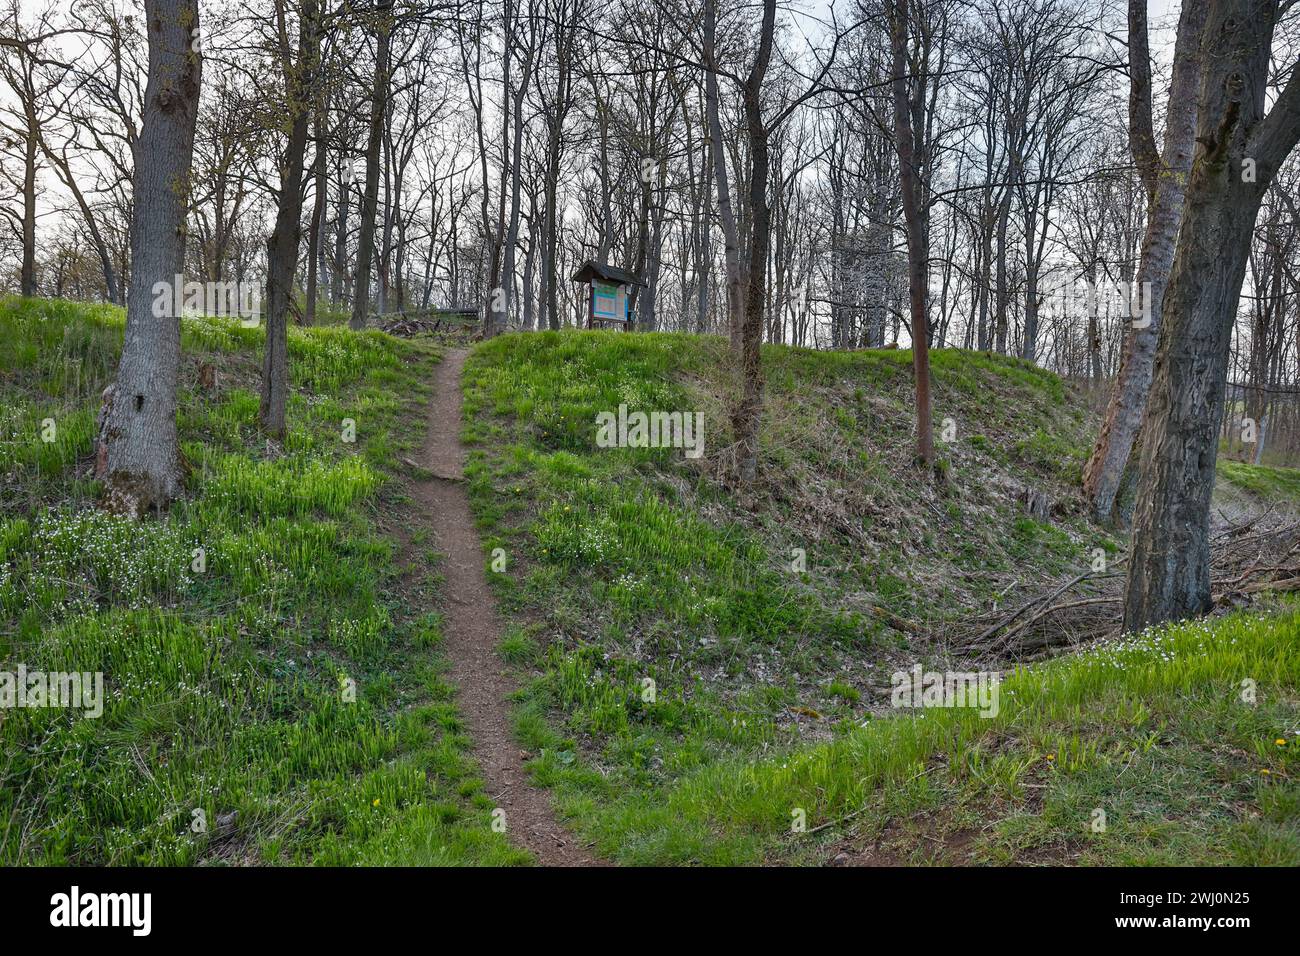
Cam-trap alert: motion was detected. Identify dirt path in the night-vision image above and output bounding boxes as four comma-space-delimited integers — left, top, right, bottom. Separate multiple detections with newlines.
413, 347, 603, 867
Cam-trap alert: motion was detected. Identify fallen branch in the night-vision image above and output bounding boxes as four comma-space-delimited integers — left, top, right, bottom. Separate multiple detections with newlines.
868, 604, 916, 634
1238, 574, 1300, 595
969, 569, 1119, 647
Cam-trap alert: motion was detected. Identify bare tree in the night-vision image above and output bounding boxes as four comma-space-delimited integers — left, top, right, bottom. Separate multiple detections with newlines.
349, 0, 394, 330
538, 0, 582, 330
260, 0, 322, 438
886, 0, 934, 470
703, 0, 743, 351
735, 0, 777, 483
0, 3, 68, 297
494, 0, 538, 335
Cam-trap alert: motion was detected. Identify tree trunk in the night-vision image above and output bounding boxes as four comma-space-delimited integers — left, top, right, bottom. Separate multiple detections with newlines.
332, 155, 348, 304
1021, 207, 1040, 362
349, 0, 392, 331
497, 31, 534, 336
1082, 0, 1207, 523
976, 196, 992, 350
627, 164, 652, 324
695, 100, 713, 334
1123, 0, 1300, 629
992, 173, 1013, 354
889, 0, 934, 471
260, 0, 318, 440
592, 73, 613, 261
377, 130, 392, 316
641, 208, 663, 332
729, 0, 775, 487
521, 206, 537, 330
20, 119, 36, 296
543, 130, 562, 330
704, 0, 743, 353
102, 0, 201, 514
305, 105, 327, 325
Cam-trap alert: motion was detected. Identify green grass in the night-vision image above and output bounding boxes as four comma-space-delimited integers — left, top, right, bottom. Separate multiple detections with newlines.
1218, 459, 1300, 503
9, 307, 1295, 868
546, 606, 1300, 865
0, 296, 526, 866
461, 329, 1299, 866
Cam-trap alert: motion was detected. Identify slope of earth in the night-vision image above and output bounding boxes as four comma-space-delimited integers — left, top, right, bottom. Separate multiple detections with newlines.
587, 606, 1300, 866
1218, 459, 1300, 515
0, 297, 526, 865
461, 329, 1300, 865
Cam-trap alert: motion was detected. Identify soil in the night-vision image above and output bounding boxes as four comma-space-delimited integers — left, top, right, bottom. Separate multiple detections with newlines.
411, 347, 604, 867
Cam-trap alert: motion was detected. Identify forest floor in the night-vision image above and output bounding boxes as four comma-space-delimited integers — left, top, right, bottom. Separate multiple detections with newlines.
460, 329, 1300, 865
0, 298, 528, 865
1, 300, 1296, 866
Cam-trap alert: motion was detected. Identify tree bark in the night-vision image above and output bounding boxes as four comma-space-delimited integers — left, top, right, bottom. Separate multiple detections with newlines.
20, 112, 36, 296
888, 0, 934, 471
696, 127, 713, 335
305, 103, 327, 325
1126, 0, 1160, 205
1124, 0, 1300, 629
729, 0, 775, 487
704, 0, 743, 353
1082, 0, 1207, 523
260, 0, 318, 440
1086, 261, 1101, 383
992, 157, 1014, 354
349, 0, 393, 331
332, 153, 348, 304
102, 0, 201, 513
496, 13, 535, 336
542, 128, 563, 329
540, 0, 575, 331
521, 199, 537, 330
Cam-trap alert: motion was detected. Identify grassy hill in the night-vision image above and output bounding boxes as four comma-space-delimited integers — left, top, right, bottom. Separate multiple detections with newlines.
1, 304, 1295, 866
0, 297, 524, 865
1218, 458, 1300, 505
462, 330, 1300, 865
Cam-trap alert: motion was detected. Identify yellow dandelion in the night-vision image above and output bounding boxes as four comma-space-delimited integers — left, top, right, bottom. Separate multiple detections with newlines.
1276, 739, 1287, 747
372, 798, 380, 807
1260, 769, 1271, 775
1045, 754, 1055, 762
